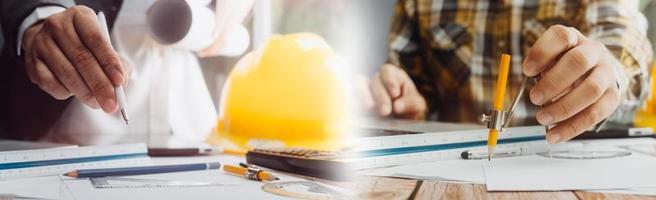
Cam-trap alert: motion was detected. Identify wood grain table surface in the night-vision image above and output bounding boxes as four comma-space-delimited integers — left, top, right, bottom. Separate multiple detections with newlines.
354, 176, 656, 200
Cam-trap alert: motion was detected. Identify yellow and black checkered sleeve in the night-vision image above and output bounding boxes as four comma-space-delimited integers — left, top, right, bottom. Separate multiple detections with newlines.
387, 0, 439, 119
582, 0, 654, 124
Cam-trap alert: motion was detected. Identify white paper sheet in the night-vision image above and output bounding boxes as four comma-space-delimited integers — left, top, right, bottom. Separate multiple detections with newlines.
358, 143, 585, 184
63, 154, 351, 200
0, 176, 72, 199
484, 146, 656, 191
63, 170, 291, 200
361, 159, 486, 184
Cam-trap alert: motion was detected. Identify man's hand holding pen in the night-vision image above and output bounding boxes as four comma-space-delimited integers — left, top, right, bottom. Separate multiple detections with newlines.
21, 6, 131, 114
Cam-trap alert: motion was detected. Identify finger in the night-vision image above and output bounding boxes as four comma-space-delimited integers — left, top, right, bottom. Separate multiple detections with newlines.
536, 64, 613, 125
393, 92, 426, 120
523, 25, 583, 76
24, 53, 40, 85
370, 73, 393, 116
22, 23, 43, 50
72, 6, 126, 86
530, 40, 602, 105
37, 36, 105, 111
29, 56, 78, 101
551, 79, 578, 103
44, 13, 116, 112
119, 55, 133, 86
399, 65, 420, 96
380, 64, 403, 98
546, 87, 620, 143
394, 69, 425, 119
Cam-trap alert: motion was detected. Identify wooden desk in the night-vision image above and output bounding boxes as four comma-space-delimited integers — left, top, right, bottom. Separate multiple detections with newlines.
355, 120, 656, 199
356, 176, 656, 200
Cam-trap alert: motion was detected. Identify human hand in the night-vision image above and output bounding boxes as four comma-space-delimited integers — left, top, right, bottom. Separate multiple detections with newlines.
368, 64, 427, 120
22, 6, 129, 113
523, 25, 621, 143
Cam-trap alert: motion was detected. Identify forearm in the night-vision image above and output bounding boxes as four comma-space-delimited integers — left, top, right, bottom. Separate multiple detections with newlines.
605, 51, 651, 125
385, 0, 436, 119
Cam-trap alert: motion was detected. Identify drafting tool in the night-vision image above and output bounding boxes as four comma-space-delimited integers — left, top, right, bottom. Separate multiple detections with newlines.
97, 12, 129, 125
480, 54, 511, 161
261, 181, 347, 199
479, 54, 551, 161
245, 147, 348, 181
223, 164, 279, 181
0, 140, 74, 151
351, 126, 548, 169
64, 162, 221, 178
0, 143, 148, 180
89, 177, 237, 189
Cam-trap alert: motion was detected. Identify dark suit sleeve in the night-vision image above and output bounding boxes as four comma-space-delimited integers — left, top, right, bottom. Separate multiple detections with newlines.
0, 0, 74, 57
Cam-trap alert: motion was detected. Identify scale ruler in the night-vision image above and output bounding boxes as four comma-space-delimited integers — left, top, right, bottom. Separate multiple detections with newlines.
350, 126, 547, 169
0, 143, 149, 180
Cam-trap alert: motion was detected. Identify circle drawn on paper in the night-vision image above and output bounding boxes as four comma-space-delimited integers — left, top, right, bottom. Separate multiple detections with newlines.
261, 181, 346, 200
537, 150, 631, 159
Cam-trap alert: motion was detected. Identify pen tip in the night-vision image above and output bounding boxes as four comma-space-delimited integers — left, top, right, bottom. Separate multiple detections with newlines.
120, 109, 129, 125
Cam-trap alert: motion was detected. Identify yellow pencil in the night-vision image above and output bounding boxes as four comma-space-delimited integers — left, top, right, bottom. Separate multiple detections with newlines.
223, 164, 279, 181
488, 54, 511, 161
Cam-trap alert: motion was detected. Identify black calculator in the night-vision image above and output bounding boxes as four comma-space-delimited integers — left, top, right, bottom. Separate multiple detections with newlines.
245, 147, 350, 181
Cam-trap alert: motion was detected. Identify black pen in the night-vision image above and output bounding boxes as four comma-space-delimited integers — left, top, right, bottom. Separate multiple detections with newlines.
147, 147, 223, 157
461, 149, 521, 159
573, 127, 654, 140
460, 144, 546, 160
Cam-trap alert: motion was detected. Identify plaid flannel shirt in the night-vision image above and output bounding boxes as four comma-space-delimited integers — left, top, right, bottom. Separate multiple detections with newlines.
387, 0, 653, 127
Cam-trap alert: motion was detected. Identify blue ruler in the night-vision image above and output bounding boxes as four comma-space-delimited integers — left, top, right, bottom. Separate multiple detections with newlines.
0, 143, 149, 180
350, 126, 547, 169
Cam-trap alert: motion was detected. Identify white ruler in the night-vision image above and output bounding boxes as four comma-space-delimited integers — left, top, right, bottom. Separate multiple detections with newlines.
349, 126, 547, 169
0, 143, 149, 180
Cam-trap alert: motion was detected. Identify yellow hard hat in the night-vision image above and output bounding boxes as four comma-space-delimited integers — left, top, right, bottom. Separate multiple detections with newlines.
208, 33, 352, 152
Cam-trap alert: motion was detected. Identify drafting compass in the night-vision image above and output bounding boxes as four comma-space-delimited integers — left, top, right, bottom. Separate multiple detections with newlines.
480, 54, 550, 160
